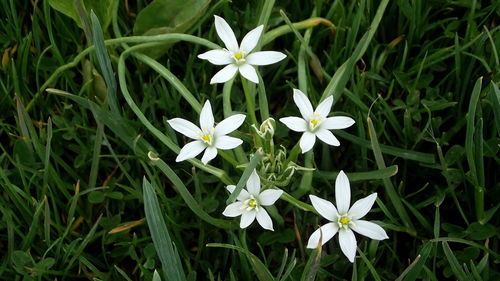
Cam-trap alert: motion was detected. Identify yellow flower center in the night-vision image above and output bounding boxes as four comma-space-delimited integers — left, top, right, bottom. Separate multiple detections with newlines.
309, 114, 323, 130
234, 52, 243, 60
310, 119, 319, 127
202, 134, 211, 143
242, 195, 259, 211
340, 217, 350, 225
337, 215, 353, 229
248, 199, 257, 208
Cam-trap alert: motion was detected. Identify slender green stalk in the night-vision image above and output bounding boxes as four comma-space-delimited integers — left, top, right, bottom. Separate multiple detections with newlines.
149, 158, 236, 229
241, 77, 259, 125
367, 116, 416, 235
26, 33, 220, 112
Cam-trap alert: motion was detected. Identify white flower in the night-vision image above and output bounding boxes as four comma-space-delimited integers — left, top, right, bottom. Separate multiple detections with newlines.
306, 171, 389, 263
222, 170, 283, 230
198, 15, 286, 84
167, 100, 245, 165
279, 89, 355, 153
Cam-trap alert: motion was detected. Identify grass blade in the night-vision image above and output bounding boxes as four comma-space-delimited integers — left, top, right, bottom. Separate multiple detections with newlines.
207, 243, 275, 281
143, 177, 186, 281
442, 242, 468, 281
226, 150, 264, 204
90, 10, 119, 115
367, 116, 415, 235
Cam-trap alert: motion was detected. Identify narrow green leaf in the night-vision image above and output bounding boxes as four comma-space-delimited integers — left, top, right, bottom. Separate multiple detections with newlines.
314, 166, 398, 182
465, 77, 484, 221
143, 178, 186, 281
398, 242, 433, 281
206, 243, 274, 281
90, 10, 119, 115
367, 117, 415, 235
150, 157, 236, 229
357, 248, 382, 281
335, 130, 435, 163
321, 0, 389, 102
431, 237, 500, 259
301, 247, 321, 281
442, 242, 468, 281
226, 150, 264, 204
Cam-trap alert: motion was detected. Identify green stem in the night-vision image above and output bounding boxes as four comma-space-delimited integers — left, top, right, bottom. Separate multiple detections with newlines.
241, 77, 259, 125
27, 33, 220, 112
117, 44, 234, 182
284, 142, 301, 166
222, 77, 234, 117
151, 158, 237, 229
280, 192, 317, 214
222, 77, 247, 163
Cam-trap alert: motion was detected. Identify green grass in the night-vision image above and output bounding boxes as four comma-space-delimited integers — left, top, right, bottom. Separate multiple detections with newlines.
1, 0, 499, 280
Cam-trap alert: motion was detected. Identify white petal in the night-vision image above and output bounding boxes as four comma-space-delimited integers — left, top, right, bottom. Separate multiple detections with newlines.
256, 208, 273, 231
167, 118, 201, 139
210, 64, 238, 84
316, 129, 340, 146
238, 64, 259, 83
215, 136, 243, 150
292, 89, 313, 119
335, 170, 351, 214
315, 96, 333, 118
222, 202, 244, 217
321, 116, 355, 130
214, 114, 246, 136
339, 228, 357, 263
198, 49, 232, 65
246, 51, 287, 66
176, 141, 206, 162
240, 211, 256, 228
246, 170, 261, 195
226, 185, 250, 201
299, 131, 316, 153
306, 222, 339, 248
348, 193, 377, 220
279, 117, 307, 132
214, 15, 239, 52
201, 146, 218, 164
351, 220, 389, 240
309, 195, 338, 221
259, 189, 283, 206
200, 100, 214, 130
239, 25, 263, 54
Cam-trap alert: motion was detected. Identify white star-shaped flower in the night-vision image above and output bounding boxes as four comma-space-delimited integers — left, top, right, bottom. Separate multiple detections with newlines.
167, 100, 245, 165
306, 171, 389, 263
223, 170, 283, 230
198, 15, 287, 84
279, 89, 355, 153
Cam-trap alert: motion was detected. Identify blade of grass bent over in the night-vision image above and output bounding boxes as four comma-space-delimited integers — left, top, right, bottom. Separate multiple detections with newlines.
367, 116, 415, 235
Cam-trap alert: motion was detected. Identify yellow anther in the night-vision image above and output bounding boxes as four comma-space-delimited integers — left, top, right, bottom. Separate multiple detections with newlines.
310, 119, 319, 127
202, 134, 211, 143
248, 199, 257, 208
340, 217, 350, 225
234, 52, 243, 60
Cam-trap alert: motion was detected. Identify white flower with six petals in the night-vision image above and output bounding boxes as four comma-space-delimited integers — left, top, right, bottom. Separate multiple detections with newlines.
279, 89, 355, 153
198, 15, 287, 84
306, 171, 389, 262
167, 100, 245, 165
223, 170, 283, 230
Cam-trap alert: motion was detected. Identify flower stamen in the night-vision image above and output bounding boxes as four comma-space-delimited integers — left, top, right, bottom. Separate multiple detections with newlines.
233, 51, 246, 65
234, 52, 243, 60
242, 195, 259, 211
337, 215, 352, 229
308, 113, 324, 131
